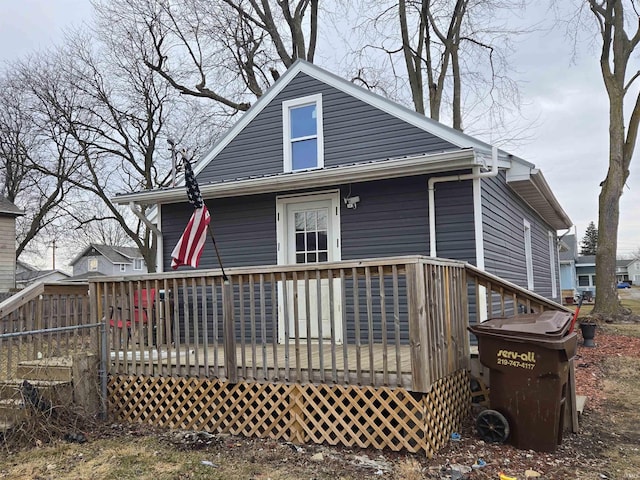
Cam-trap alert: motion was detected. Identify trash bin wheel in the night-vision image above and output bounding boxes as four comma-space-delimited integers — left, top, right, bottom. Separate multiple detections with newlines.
476, 409, 510, 443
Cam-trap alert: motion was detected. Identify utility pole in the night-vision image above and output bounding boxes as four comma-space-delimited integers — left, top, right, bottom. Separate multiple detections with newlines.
52, 239, 56, 270
167, 138, 177, 187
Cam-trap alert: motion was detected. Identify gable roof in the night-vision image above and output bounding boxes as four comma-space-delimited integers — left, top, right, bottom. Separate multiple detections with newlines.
559, 234, 577, 262
69, 244, 141, 266
616, 258, 634, 268
112, 60, 571, 229
16, 269, 70, 283
576, 255, 596, 266
16, 260, 36, 272
190, 60, 509, 180
0, 197, 24, 217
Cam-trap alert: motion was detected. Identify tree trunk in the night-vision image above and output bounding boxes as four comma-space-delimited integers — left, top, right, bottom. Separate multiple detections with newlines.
593, 88, 625, 314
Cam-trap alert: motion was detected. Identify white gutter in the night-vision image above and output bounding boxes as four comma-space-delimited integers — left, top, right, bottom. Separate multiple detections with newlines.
428, 146, 499, 258
112, 149, 478, 205
129, 202, 163, 273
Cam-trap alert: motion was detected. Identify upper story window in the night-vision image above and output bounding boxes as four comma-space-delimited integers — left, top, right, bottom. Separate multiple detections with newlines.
88, 258, 98, 272
283, 94, 324, 172
134, 258, 144, 271
119, 264, 126, 273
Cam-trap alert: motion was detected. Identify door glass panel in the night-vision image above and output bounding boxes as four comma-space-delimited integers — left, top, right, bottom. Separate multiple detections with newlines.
307, 232, 317, 250
317, 210, 327, 230
293, 207, 329, 264
306, 211, 316, 230
318, 232, 327, 250
296, 232, 305, 251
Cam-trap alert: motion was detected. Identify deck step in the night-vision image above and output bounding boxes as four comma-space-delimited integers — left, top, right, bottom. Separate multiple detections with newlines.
0, 379, 73, 404
16, 357, 73, 382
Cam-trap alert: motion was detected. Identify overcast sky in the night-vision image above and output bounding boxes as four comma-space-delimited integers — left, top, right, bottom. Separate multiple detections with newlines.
1, 1, 638, 268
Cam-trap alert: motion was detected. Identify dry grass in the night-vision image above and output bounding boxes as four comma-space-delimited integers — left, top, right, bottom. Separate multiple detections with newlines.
0, 428, 385, 480
601, 354, 640, 479
619, 288, 640, 312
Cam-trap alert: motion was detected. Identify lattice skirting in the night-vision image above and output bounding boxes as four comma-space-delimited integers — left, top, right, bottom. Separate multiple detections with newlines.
107, 370, 470, 456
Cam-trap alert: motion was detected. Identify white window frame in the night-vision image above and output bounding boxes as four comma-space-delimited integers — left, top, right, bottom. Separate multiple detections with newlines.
276, 190, 341, 266
548, 231, 557, 298
134, 258, 144, 271
88, 258, 98, 272
119, 264, 126, 273
282, 94, 324, 173
578, 275, 591, 287
524, 220, 534, 290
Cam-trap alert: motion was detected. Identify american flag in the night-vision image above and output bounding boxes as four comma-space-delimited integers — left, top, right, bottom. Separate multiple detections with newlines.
170, 157, 211, 269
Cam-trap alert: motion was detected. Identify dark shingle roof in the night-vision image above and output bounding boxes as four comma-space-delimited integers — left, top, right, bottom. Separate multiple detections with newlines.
69, 244, 142, 266
0, 197, 24, 216
15, 270, 70, 283
576, 255, 596, 265
559, 234, 577, 262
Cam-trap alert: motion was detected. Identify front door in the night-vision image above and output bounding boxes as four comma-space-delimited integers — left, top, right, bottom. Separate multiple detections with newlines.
276, 192, 342, 343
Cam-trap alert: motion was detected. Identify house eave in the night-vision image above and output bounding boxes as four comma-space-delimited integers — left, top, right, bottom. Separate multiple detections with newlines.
113, 149, 480, 205
506, 167, 572, 230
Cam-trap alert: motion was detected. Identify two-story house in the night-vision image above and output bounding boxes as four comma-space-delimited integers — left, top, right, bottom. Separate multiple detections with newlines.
69, 244, 147, 279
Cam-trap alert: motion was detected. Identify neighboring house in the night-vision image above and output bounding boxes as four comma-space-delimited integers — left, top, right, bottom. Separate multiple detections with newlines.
627, 258, 640, 284
69, 244, 147, 278
0, 198, 24, 293
113, 60, 571, 311
558, 234, 578, 301
14, 261, 70, 289
615, 258, 633, 283
575, 255, 596, 296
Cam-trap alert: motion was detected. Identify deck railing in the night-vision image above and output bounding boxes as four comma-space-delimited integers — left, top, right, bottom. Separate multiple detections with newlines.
465, 264, 572, 319
91, 255, 569, 394
0, 282, 96, 379
91, 256, 472, 393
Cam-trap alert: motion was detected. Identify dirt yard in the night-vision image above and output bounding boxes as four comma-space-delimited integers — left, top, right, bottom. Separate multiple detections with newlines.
0, 292, 639, 480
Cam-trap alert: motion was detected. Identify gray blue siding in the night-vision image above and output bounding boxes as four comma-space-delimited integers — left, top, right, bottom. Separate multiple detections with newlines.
481, 172, 560, 302
161, 175, 476, 344
162, 175, 475, 270
161, 193, 278, 270
197, 73, 458, 184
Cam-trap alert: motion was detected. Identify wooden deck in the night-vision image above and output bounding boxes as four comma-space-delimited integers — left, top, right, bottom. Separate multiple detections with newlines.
111, 343, 414, 388
0, 256, 572, 456
97, 256, 570, 393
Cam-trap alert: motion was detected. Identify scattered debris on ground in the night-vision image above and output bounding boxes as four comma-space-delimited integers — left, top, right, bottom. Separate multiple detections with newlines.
0, 326, 637, 479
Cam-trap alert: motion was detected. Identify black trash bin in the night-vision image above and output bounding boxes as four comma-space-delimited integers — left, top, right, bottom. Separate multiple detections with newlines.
468, 310, 577, 453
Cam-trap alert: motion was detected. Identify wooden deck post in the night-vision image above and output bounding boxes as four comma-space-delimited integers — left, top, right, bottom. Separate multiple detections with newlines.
407, 262, 431, 392
222, 279, 237, 383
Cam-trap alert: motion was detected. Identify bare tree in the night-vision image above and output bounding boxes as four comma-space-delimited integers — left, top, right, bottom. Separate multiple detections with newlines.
0, 78, 77, 259
12, 25, 208, 272
585, 0, 640, 315
352, 0, 525, 134
93, 0, 319, 112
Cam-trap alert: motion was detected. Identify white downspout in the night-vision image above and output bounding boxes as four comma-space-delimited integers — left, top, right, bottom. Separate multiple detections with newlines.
428, 146, 499, 257
129, 202, 164, 273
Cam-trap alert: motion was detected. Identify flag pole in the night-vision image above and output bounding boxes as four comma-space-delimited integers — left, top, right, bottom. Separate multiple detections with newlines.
178, 148, 228, 281
205, 220, 228, 282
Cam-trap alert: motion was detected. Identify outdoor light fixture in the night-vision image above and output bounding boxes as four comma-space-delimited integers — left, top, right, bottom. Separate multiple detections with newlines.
344, 196, 360, 209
